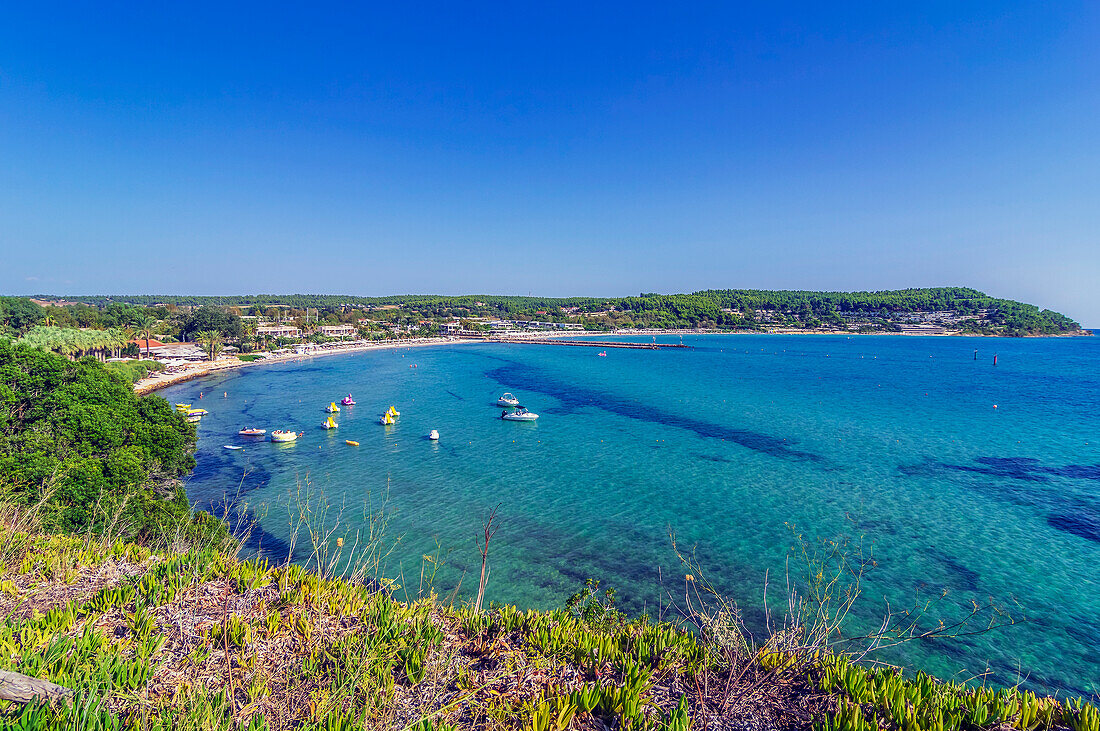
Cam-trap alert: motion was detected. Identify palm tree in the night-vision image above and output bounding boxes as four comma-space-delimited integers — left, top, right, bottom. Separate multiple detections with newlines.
57, 330, 79, 360
107, 327, 129, 358
196, 330, 212, 361
196, 330, 224, 362
210, 331, 224, 361
136, 316, 156, 358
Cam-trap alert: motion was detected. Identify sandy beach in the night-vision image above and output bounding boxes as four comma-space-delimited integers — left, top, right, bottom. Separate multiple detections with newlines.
133, 337, 477, 395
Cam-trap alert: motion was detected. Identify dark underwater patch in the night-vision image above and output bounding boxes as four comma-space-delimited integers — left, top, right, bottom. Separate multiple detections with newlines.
912, 456, 1100, 483
900, 456, 1100, 546
923, 548, 980, 592
241, 517, 292, 561
486, 363, 824, 463
1051, 464, 1100, 480
943, 458, 1050, 482
1047, 512, 1100, 544
1063, 614, 1100, 648
187, 458, 273, 504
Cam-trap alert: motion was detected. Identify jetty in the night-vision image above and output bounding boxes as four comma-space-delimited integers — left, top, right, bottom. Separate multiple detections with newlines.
494, 338, 689, 350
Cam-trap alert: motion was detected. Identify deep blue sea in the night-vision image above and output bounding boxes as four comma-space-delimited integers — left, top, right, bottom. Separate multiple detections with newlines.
161, 335, 1100, 697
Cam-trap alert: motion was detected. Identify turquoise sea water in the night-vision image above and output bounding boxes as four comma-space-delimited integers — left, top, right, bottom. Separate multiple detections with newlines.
162, 335, 1100, 696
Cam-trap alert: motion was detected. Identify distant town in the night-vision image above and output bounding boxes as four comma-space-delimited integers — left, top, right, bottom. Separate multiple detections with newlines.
0, 287, 1087, 380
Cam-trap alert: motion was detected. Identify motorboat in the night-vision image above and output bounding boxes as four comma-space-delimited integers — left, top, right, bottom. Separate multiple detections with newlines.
598, 351, 607, 357
238, 428, 266, 436
345, 440, 359, 446
271, 430, 302, 443
321, 416, 338, 430
501, 408, 539, 421
186, 408, 209, 416
186, 415, 202, 424
428, 429, 440, 441
326, 402, 340, 413
175, 403, 191, 411
386, 406, 400, 417
223, 445, 243, 451
496, 393, 521, 407
341, 394, 356, 406
379, 412, 395, 426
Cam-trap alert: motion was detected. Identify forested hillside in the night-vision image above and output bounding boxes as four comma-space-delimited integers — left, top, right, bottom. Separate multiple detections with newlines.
40, 288, 1082, 335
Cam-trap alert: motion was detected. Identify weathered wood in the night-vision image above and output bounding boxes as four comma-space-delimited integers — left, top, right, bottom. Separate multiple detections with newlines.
0, 670, 74, 703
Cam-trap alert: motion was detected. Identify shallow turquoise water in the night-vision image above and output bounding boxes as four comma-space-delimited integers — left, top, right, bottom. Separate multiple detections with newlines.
162, 335, 1100, 696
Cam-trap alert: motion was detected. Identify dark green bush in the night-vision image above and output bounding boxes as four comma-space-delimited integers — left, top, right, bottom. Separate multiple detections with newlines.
0, 340, 198, 540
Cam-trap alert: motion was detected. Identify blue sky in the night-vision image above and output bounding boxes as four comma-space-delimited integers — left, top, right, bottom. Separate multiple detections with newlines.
1, 2, 1097, 323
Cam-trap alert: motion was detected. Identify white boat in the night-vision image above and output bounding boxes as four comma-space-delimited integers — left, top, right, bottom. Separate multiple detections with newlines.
223, 445, 243, 451
271, 430, 301, 443
428, 429, 440, 440
238, 428, 266, 436
326, 402, 340, 413
501, 408, 539, 421
321, 416, 338, 430
496, 392, 521, 407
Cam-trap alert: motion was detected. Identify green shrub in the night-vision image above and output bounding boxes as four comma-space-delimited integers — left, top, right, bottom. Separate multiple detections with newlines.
0, 341, 198, 541
104, 360, 165, 385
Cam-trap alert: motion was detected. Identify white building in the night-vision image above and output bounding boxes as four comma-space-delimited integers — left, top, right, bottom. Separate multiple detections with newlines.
500, 320, 584, 331
319, 324, 356, 338
257, 325, 301, 338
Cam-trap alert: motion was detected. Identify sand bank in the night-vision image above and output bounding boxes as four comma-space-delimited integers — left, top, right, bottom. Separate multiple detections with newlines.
133, 338, 476, 395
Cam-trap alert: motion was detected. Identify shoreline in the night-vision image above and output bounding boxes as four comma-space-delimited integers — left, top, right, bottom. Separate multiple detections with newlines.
134, 327, 1092, 395
132, 337, 478, 395
610, 327, 1094, 337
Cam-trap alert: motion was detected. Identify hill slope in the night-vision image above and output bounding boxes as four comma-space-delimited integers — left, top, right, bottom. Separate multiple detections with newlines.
0, 528, 1095, 731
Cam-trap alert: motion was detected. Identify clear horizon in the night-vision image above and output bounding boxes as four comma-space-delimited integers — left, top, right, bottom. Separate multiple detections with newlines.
2, 3, 1098, 323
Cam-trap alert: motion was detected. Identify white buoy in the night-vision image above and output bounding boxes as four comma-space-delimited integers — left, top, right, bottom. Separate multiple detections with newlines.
429, 429, 440, 441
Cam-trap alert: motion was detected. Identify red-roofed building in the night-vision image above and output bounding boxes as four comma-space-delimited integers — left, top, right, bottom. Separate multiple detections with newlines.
131, 338, 164, 349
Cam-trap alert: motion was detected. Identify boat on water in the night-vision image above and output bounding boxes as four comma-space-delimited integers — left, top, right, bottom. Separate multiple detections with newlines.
428, 429, 440, 441
321, 416, 338, 430
496, 392, 521, 407
175, 403, 191, 411
341, 394, 356, 406
386, 406, 400, 417
187, 408, 209, 416
501, 408, 539, 421
271, 430, 302, 443
379, 412, 395, 425
186, 415, 202, 424
598, 351, 607, 357
326, 402, 340, 413
223, 445, 243, 451
345, 440, 359, 446
238, 428, 266, 436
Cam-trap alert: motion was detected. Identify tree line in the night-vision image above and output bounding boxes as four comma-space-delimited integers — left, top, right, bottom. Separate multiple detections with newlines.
7, 288, 1084, 337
